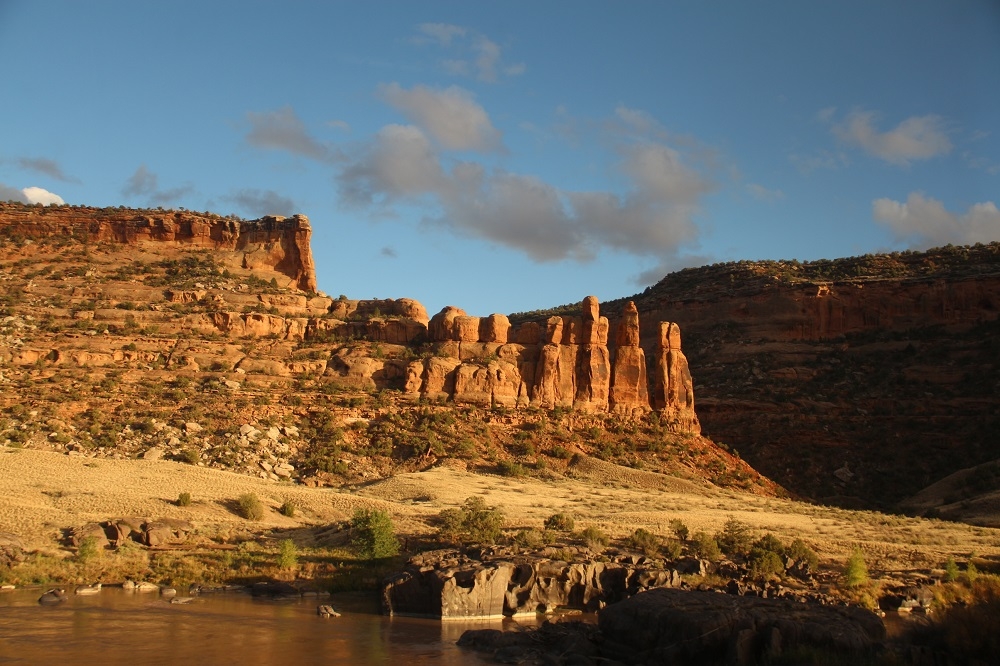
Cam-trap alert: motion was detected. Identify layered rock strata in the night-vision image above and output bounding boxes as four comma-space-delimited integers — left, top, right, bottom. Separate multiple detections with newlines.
405, 297, 699, 430
381, 548, 700, 619
0, 203, 317, 291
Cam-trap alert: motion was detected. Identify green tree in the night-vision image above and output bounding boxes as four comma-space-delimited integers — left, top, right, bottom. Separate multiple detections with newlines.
843, 549, 869, 588
276, 539, 298, 569
350, 508, 399, 559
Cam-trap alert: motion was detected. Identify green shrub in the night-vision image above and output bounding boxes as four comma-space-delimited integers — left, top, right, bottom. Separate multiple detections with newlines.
843, 549, 869, 588
77, 536, 101, 563
581, 525, 609, 550
350, 508, 399, 559
497, 460, 525, 477
967, 561, 979, 583
437, 496, 505, 545
276, 539, 298, 569
279, 501, 297, 518
669, 518, 689, 542
785, 538, 819, 571
544, 513, 575, 532
692, 531, 722, 561
628, 528, 660, 557
716, 517, 754, 557
180, 448, 200, 465
663, 539, 683, 560
513, 528, 544, 549
944, 556, 960, 583
177, 492, 192, 507
748, 547, 785, 581
237, 493, 265, 521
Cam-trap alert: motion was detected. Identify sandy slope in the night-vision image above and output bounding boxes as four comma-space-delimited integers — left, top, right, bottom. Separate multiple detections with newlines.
2, 447, 999, 571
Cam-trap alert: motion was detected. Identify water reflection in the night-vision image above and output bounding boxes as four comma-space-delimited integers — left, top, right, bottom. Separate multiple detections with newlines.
0, 588, 500, 665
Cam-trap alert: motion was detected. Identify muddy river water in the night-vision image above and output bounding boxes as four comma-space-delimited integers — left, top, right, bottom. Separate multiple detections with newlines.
0, 587, 519, 665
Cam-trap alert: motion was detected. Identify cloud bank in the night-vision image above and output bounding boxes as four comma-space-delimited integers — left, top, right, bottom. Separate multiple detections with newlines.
122, 165, 193, 205
245, 106, 338, 162
873, 192, 1000, 247
337, 104, 712, 265
224, 189, 297, 217
833, 110, 952, 166
379, 83, 503, 152
0, 184, 65, 205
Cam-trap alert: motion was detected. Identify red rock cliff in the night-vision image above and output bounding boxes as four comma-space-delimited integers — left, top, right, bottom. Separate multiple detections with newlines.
0, 203, 317, 292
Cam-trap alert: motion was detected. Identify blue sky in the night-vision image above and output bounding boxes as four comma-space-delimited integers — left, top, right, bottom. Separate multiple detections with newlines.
1, 1, 998, 316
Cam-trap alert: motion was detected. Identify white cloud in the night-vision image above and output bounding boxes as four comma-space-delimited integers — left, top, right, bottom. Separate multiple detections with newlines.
338, 107, 713, 265
414, 22, 466, 46
614, 105, 667, 139
379, 83, 503, 152
873, 192, 1000, 246
339, 124, 446, 206
245, 106, 336, 162
746, 183, 785, 201
412, 24, 523, 82
21, 186, 64, 205
833, 110, 952, 166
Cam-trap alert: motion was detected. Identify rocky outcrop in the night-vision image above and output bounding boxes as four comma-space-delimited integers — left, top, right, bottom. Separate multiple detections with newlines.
406, 297, 697, 428
610, 302, 649, 415
598, 588, 885, 665
381, 548, 693, 619
0, 532, 25, 568
0, 203, 317, 291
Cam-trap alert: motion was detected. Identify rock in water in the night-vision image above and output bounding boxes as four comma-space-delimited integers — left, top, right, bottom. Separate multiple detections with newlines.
38, 589, 67, 605
598, 588, 885, 665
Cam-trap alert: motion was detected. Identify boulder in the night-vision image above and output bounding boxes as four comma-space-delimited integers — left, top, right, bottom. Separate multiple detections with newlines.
0, 532, 25, 568
479, 314, 510, 344
429, 306, 466, 342
598, 588, 885, 665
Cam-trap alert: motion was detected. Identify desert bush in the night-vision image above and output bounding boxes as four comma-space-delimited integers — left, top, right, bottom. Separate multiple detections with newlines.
944, 556, 959, 583
437, 496, 505, 545
77, 536, 101, 563
497, 460, 525, 477
663, 539, 683, 560
513, 528, 545, 549
784, 538, 819, 571
544, 513, 575, 532
668, 518, 689, 542
581, 526, 609, 550
748, 547, 785, 581
276, 539, 298, 569
716, 516, 754, 557
843, 549, 869, 588
237, 493, 265, 521
177, 492, 192, 507
628, 528, 660, 557
350, 508, 399, 559
692, 531, 722, 561
179, 448, 200, 465
279, 500, 297, 518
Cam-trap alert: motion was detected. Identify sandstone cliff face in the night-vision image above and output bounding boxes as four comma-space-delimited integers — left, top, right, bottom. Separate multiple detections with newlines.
0, 203, 317, 291
594, 248, 1000, 507
405, 297, 700, 431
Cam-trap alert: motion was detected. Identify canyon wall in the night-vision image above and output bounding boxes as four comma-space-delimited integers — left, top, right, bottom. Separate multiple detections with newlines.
0, 203, 317, 291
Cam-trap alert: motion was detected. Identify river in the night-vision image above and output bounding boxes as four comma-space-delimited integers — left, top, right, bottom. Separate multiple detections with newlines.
0, 587, 520, 665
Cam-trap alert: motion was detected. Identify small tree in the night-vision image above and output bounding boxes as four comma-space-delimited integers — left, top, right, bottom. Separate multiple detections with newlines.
668, 518, 689, 542
438, 496, 505, 545
716, 517, 754, 558
276, 539, 298, 569
692, 531, 722, 561
629, 528, 660, 557
350, 508, 399, 559
843, 549, 869, 588
944, 556, 960, 583
581, 525, 610, 550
